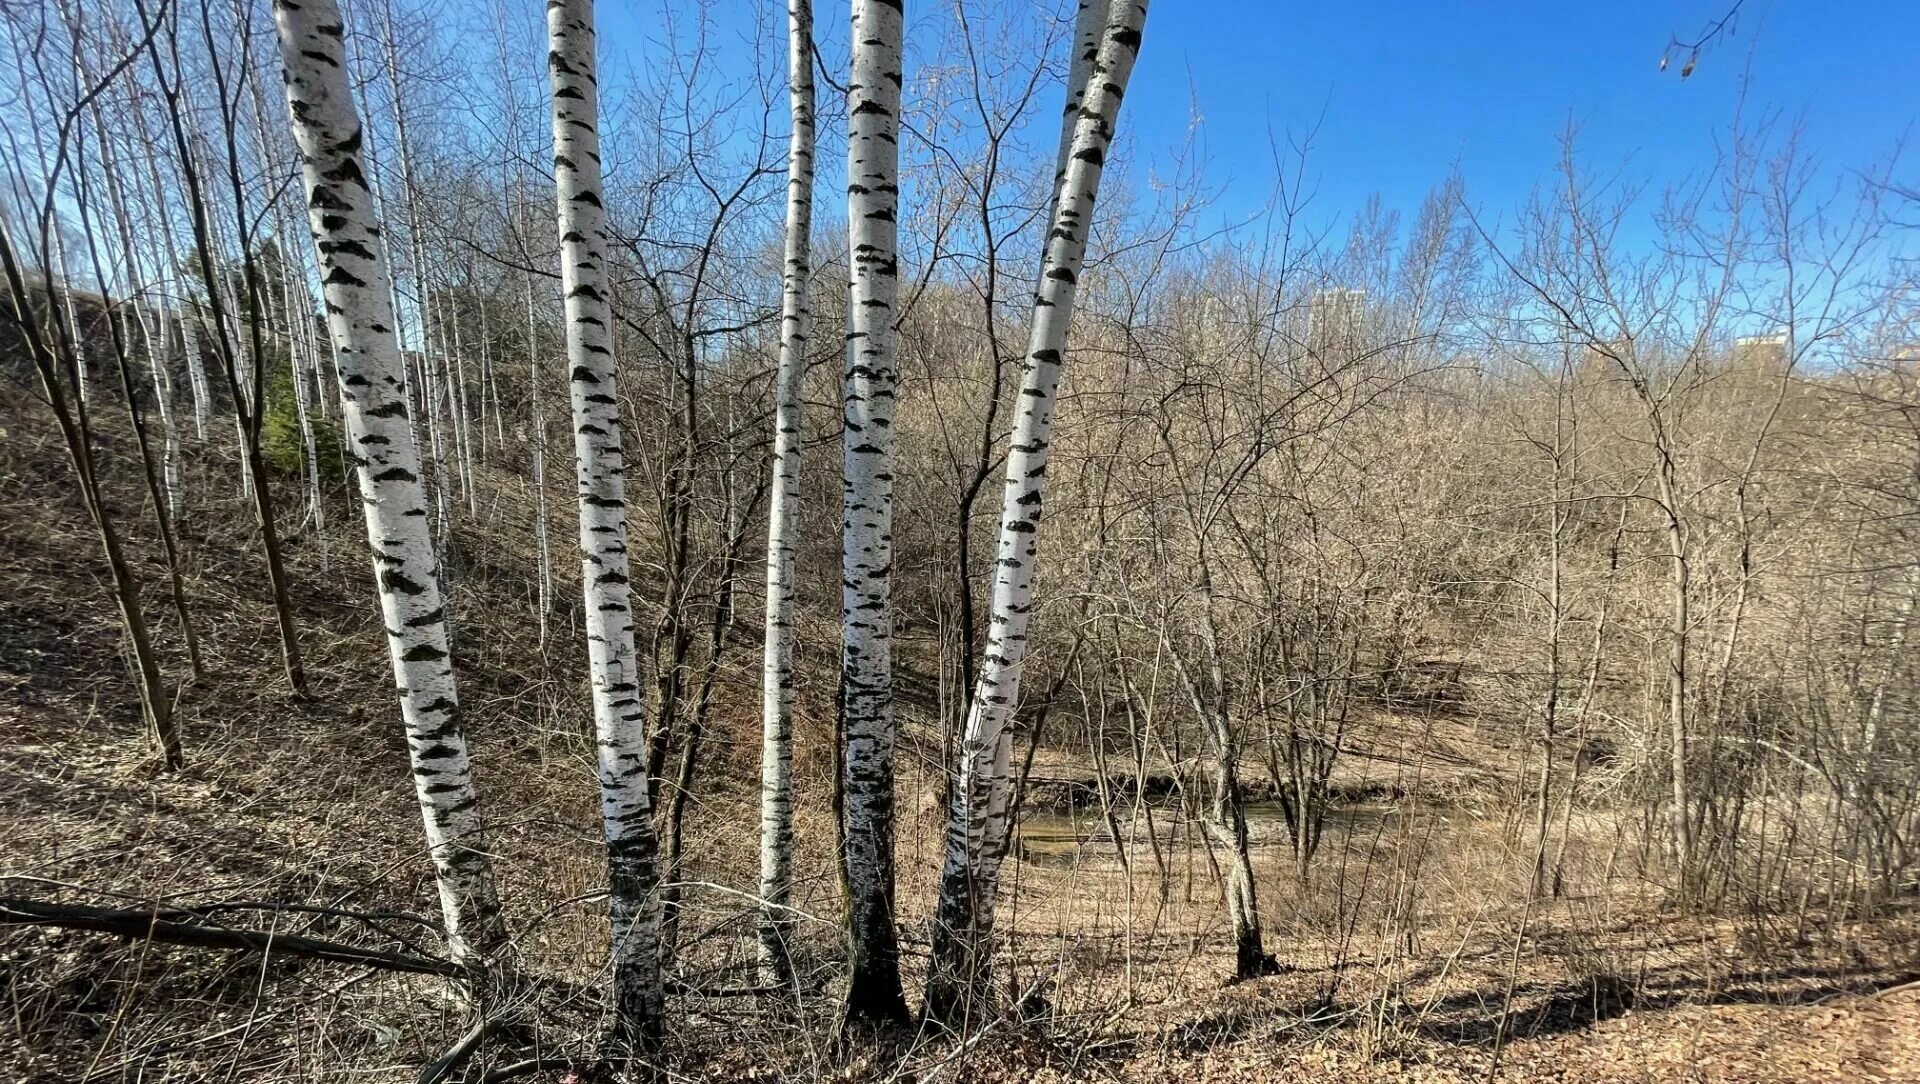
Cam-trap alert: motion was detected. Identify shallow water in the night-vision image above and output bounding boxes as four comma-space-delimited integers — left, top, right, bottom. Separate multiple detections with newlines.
1016, 799, 1400, 866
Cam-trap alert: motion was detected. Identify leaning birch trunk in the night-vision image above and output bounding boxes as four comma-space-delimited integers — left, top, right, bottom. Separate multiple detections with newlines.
1043, 1, 1107, 260
546, 0, 665, 1058
838, 0, 911, 1031
922, 0, 1149, 1028
273, 0, 511, 967
757, 0, 814, 992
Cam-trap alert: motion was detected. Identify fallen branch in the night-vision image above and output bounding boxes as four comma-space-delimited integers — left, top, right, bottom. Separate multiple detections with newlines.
418, 1017, 501, 1084
0, 897, 466, 978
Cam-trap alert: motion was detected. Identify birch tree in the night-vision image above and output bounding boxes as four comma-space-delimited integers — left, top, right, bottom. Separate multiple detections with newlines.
838, 0, 911, 1031
757, 0, 814, 992
547, 0, 665, 1057
272, 0, 511, 967
922, 0, 1149, 1028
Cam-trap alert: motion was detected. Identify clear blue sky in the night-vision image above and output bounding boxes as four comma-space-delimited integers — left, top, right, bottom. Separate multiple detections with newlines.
590, 1, 1916, 240
1118, 0, 1916, 225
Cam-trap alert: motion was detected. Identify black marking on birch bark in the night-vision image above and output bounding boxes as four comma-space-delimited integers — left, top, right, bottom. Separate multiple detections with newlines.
380, 570, 428, 596
319, 239, 376, 261
401, 643, 449, 663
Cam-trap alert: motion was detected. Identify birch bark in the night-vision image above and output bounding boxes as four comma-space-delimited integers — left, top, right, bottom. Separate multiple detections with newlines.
838, 0, 911, 1030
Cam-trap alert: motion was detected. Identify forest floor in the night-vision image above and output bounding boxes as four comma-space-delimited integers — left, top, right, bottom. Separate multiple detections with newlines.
3, 394, 1917, 1082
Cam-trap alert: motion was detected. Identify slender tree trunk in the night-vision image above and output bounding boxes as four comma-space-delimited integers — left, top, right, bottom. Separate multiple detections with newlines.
838, 0, 911, 1033
758, 0, 813, 993
923, 0, 1148, 1027
1655, 445, 1695, 901
99, 114, 184, 523
525, 271, 553, 647
149, 10, 308, 697
77, 152, 205, 694
88, 105, 204, 682
547, 0, 665, 1059
272, 0, 510, 967
0, 221, 181, 769
1204, 731, 1267, 979
664, 449, 762, 957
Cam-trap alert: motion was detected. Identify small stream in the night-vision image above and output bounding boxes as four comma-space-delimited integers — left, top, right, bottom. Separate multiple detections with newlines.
1017, 799, 1403, 866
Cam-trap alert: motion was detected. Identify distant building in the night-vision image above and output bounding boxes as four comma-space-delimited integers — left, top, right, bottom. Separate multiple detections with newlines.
1734, 332, 1788, 369
1578, 335, 1634, 380
1309, 287, 1367, 354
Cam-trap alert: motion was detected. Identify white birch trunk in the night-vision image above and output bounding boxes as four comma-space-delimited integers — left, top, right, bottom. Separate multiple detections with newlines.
448, 293, 477, 512
181, 302, 210, 441
923, 0, 1148, 1026
272, 0, 511, 967
547, 0, 665, 1057
525, 271, 553, 647
757, 0, 814, 991
140, 139, 209, 444
839, 0, 911, 1030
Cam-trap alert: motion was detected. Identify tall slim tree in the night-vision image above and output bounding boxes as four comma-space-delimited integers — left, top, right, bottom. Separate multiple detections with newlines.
546, 0, 665, 1058
838, 0, 911, 1031
758, 0, 814, 991
272, 0, 511, 967
923, 0, 1149, 1028
147, 0, 308, 697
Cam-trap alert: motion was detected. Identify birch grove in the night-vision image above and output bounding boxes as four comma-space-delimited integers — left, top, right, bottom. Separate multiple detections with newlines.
8, 1, 1920, 1079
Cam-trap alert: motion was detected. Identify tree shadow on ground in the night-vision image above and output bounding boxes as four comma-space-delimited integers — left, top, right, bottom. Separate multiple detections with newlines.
1402, 962, 1920, 1048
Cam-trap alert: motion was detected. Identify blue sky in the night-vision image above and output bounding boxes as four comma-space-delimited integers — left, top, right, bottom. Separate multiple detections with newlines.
589, 0, 1915, 245
1119, 0, 1916, 225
